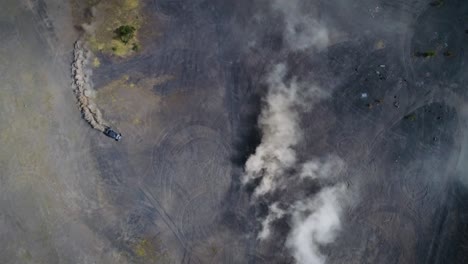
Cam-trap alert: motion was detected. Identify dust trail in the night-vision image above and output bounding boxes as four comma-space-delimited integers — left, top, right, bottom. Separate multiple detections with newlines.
72, 40, 108, 132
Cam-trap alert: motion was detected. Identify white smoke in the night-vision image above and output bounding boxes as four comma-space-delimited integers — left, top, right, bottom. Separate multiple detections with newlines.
258, 202, 286, 240
300, 156, 345, 180
243, 64, 328, 197
271, 0, 329, 51
242, 2, 351, 263
243, 64, 302, 196
286, 184, 347, 264
242, 62, 348, 264
252, 155, 349, 264
243, 63, 348, 264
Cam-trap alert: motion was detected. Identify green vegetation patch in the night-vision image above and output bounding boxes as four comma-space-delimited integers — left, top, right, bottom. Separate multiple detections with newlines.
85, 0, 142, 57
430, 0, 444, 7
404, 113, 417, 121
131, 238, 172, 263
115, 25, 136, 44
414, 51, 436, 58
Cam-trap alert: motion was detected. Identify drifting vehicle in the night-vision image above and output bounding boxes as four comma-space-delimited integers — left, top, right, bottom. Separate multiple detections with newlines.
104, 127, 122, 141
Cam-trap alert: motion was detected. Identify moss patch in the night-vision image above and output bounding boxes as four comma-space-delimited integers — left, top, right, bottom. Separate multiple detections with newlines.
92, 57, 101, 67
404, 113, 417, 121
131, 238, 172, 263
429, 0, 444, 7
414, 51, 436, 58
124, 0, 139, 10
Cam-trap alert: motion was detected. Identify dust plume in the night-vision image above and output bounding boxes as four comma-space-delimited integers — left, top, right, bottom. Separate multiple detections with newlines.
249, 149, 349, 264
300, 156, 345, 180
243, 3, 350, 259
72, 40, 108, 132
243, 64, 327, 197
258, 202, 286, 240
271, 0, 329, 51
242, 59, 349, 263
242, 64, 302, 196
286, 184, 348, 264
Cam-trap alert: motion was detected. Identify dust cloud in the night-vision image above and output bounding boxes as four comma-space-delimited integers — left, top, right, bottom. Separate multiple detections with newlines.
243, 62, 349, 263
271, 0, 329, 51
286, 184, 348, 264
242, 2, 351, 263
243, 64, 304, 196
